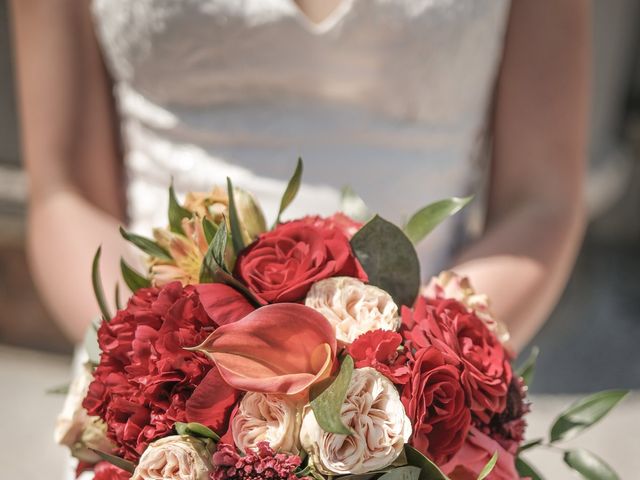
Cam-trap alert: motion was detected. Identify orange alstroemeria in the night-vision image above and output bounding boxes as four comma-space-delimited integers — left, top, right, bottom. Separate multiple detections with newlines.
191, 303, 337, 396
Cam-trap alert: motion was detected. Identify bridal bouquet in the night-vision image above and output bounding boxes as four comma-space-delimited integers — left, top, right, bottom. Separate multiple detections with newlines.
55, 160, 627, 480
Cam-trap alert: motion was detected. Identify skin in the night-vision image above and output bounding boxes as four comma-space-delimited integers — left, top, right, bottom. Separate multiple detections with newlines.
10, 0, 589, 351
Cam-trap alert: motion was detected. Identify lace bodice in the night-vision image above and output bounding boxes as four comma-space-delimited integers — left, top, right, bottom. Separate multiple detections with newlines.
91, 0, 511, 277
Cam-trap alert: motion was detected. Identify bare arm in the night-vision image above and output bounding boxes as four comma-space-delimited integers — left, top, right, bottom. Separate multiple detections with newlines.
451, 0, 590, 352
10, 0, 128, 342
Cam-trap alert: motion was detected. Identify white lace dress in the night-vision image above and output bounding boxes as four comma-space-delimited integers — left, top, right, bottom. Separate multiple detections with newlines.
71, 0, 511, 476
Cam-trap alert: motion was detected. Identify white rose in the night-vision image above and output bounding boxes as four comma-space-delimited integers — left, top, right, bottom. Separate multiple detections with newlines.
305, 277, 400, 344
232, 392, 302, 455
132, 435, 213, 480
422, 270, 510, 343
300, 367, 411, 475
54, 362, 114, 463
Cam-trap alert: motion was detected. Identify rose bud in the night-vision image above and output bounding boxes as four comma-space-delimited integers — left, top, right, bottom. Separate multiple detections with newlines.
305, 277, 400, 345
132, 435, 213, 480
300, 367, 412, 475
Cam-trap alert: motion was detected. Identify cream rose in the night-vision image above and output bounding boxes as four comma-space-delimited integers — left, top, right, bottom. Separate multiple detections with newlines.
304, 277, 400, 344
54, 362, 114, 463
300, 367, 411, 475
232, 392, 302, 454
132, 435, 213, 480
423, 270, 510, 343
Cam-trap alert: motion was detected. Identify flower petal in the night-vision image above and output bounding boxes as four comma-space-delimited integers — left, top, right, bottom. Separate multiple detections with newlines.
196, 283, 255, 326
185, 367, 240, 434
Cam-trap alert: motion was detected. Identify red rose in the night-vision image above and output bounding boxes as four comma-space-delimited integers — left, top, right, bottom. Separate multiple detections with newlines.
401, 297, 512, 421
93, 461, 130, 480
234, 219, 367, 303
348, 330, 411, 384
401, 347, 471, 464
301, 213, 363, 239
83, 282, 250, 461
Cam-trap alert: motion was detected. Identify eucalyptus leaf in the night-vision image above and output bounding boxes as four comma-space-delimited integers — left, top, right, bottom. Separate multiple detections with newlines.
119, 227, 172, 261
518, 438, 543, 453
549, 390, 629, 443
350, 215, 420, 308
120, 258, 151, 292
226, 177, 246, 255
404, 445, 450, 480
403, 196, 472, 245
477, 451, 498, 480
168, 182, 192, 234
378, 466, 421, 480
92, 247, 112, 321
212, 218, 229, 272
516, 346, 539, 386
175, 421, 220, 441
515, 457, 544, 480
341, 185, 370, 222
275, 158, 303, 224
310, 355, 354, 435
89, 449, 135, 474
202, 217, 218, 244
563, 449, 619, 480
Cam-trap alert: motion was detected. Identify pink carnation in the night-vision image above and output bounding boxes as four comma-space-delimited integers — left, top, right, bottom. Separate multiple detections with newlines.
211, 442, 308, 480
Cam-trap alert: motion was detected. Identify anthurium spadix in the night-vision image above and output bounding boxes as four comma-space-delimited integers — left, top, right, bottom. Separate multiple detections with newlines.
189, 303, 337, 396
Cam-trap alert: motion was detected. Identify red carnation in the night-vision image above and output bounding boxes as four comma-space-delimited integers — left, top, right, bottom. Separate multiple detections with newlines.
401, 297, 512, 421
348, 330, 411, 384
83, 282, 250, 461
211, 442, 309, 480
93, 461, 130, 480
234, 218, 367, 303
401, 347, 471, 464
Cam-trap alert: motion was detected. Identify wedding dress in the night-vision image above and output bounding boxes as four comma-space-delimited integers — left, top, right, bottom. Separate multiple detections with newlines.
69, 0, 511, 476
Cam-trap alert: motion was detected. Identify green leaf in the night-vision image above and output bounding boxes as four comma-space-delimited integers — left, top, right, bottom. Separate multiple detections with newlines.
114, 283, 122, 311
202, 217, 218, 244
226, 177, 246, 255
120, 258, 151, 292
84, 319, 101, 364
516, 346, 540, 387
212, 218, 229, 272
550, 390, 629, 443
404, 445, 450, 480
92, 247, 112, 321
89, 449, 135, 474
515, 457, 544, 480
275, 158, 303, 225
377, 467, 421, 480
175, 422, 221, 442
168, 182, 192, 234
403, 196, 472, 245
518, 438, 543, 453
46, 383, 70, 395
119, 227, 172, 261
477, 451, 498, 480
563, 449, 619, 480
350, 215, 420, 308
310, 355, 354, 435
341, 185, 370, 222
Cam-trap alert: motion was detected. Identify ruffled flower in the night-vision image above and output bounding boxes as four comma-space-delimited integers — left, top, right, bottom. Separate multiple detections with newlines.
305, 277, 399, 344
347, 330, 411, 384
132, 435, 213, 480
93, 461, 131, 480
211, 442, 307, 480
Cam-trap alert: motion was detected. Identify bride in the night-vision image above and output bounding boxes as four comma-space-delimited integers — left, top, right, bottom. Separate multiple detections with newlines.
10, 0, 588, 355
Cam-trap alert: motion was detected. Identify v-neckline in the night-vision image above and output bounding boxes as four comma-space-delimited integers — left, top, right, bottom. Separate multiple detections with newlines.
289, 0, 354, 35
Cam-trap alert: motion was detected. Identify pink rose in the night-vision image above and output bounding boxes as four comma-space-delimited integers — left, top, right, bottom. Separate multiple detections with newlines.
441, 427, 520, 480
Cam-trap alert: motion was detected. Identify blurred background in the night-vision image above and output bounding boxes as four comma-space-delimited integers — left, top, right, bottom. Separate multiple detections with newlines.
1, 1, 640, 478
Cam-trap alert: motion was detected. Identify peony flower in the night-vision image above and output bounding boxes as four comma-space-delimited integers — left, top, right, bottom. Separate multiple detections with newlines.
54, 362, 115, 463
211, 442, 307, 480
190, 303, 336, 396
83, 282, 249, 461
300, 367, 412, 475
234, 219, 367, 303
232, 393, 302, 454
401, 347, 471, 464
132, 435, 213, 480
441, 427, 520, 480
401, 297, 512, 422
347, 330, 411, 384
423, 271, 510, 344
93, 461, 131, 480
305, 277, 399, 345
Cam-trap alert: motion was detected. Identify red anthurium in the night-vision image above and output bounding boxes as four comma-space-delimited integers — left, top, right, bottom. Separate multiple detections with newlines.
190, 303, 337, 396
